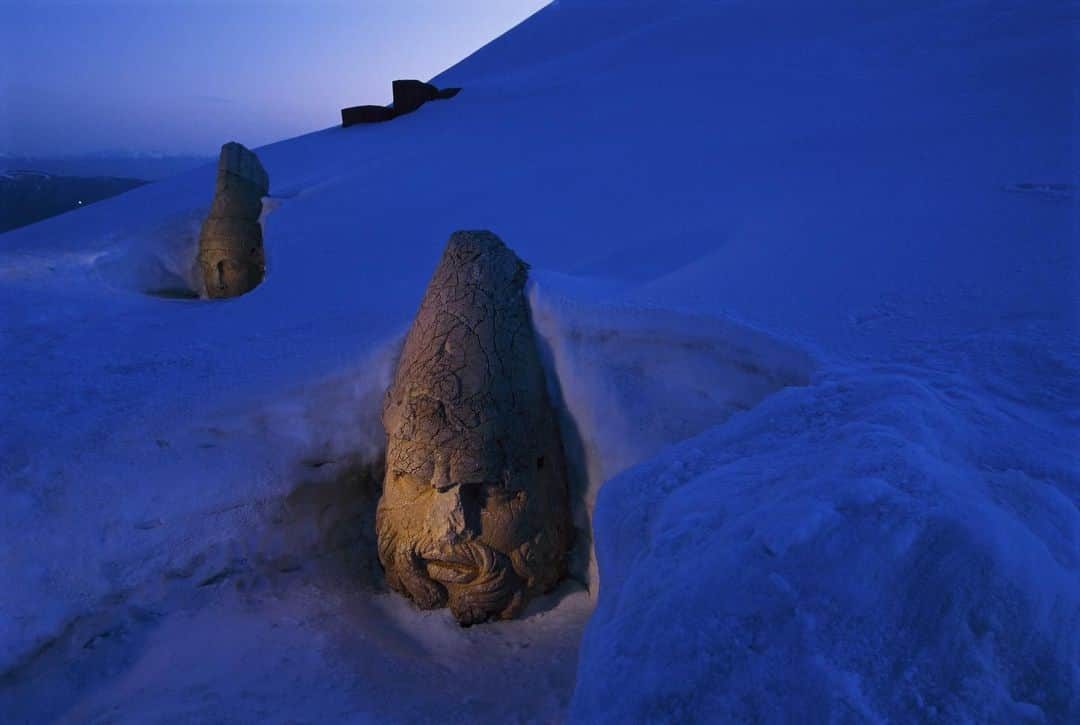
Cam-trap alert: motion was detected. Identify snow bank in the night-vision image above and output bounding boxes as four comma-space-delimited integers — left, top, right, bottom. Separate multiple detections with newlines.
91, 208, 204, 297
530, 282, 816, 588
0, 337, 398, 679
1, 0, 1075, 719
572, 329, 1079, 722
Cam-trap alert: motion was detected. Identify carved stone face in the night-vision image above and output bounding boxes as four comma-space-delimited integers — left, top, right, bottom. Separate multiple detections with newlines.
197, 142, 268, 299
200, 250, 263, 298
376, 231, 572, 625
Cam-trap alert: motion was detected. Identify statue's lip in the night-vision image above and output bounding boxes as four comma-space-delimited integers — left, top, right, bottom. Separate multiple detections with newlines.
424, 557, 475, 570
423, 557, 477, 584
420, 544, 482, 581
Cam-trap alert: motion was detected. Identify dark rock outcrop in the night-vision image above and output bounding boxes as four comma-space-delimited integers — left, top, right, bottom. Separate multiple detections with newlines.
391, 80, 441, 115
341, 105, 397, 126
340, 80, 462, 127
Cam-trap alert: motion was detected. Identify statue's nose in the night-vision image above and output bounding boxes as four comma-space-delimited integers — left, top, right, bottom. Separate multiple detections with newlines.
430, 452, 453, 492
428, 485, 466, 542
426, 454, 483, 541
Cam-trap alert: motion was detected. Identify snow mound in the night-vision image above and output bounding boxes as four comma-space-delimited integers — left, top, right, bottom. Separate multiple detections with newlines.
531, 285, 816, 586
1, 0, 1075, 720
572, 329, 1079, 722
91, 208, 204, 297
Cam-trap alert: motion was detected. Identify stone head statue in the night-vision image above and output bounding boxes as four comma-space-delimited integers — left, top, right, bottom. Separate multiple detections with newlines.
197, 142, 269, 298
377, 230, 572, 625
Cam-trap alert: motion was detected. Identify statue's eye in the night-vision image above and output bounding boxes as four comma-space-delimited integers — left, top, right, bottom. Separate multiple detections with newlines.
391, 470, 427, 492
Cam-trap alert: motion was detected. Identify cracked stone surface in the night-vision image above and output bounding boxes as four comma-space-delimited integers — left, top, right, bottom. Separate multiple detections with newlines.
377, 230, 572, 626
197, 142, 269, 298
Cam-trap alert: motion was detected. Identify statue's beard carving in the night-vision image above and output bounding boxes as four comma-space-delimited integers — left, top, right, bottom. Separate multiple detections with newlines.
376, 521, 526, 626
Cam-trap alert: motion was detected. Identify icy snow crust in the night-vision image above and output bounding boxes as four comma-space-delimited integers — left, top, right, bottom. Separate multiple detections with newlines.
1, 0, 1076, 722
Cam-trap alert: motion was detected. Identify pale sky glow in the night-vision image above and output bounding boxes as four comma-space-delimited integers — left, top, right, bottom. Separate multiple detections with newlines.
0, 0, 548, 156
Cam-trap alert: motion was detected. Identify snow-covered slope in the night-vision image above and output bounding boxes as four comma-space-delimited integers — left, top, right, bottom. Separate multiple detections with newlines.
1, 0, 1075, 722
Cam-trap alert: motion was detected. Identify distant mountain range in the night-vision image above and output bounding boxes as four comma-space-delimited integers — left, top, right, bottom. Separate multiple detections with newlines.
0, 153, 212, 234
0, 152, 212, 181
0, 170, 148, 234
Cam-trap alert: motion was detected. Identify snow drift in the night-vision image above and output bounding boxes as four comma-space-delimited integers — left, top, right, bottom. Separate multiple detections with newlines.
574, 333, 1078, 721
1, 0, 1076, 721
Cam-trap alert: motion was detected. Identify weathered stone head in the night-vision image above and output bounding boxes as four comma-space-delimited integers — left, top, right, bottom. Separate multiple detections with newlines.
197, 142, 269, 298
377, 230, 572, 625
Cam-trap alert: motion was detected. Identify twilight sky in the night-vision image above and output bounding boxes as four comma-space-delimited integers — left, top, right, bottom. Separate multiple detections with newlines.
0, 0, 547, 156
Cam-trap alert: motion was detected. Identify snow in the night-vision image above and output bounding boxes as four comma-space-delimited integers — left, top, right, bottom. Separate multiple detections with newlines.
574, 336, 1078, 721
529, 290, 817, 587
1, 0, 1076, 722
